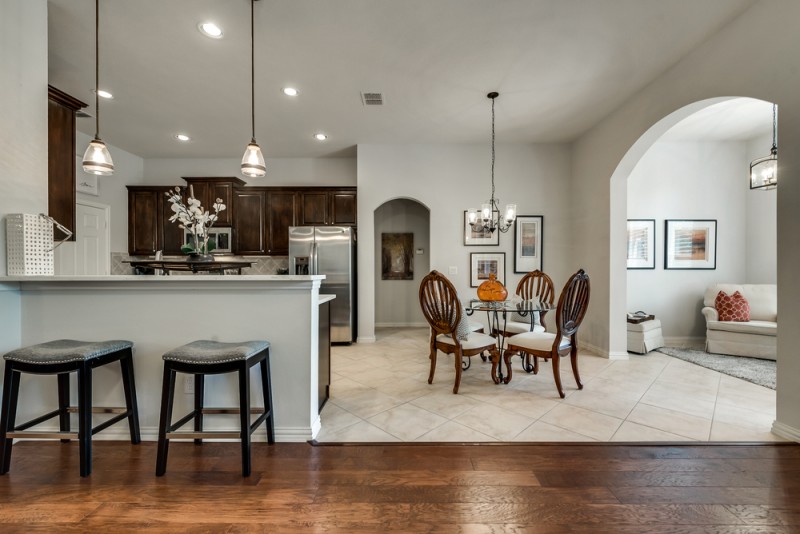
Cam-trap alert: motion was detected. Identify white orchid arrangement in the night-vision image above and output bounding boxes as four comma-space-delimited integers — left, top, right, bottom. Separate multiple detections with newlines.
164, 186, 226, 255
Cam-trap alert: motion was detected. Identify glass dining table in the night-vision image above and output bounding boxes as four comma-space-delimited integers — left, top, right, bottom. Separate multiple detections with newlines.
466, 298, 555, 384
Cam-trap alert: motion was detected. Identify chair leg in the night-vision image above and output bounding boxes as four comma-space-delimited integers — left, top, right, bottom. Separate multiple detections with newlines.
570, 344, 583, 391
0, 364, 21, 474
551, 353, 565, 399
238, 363, 252, 477
194, 374, 204, 445
77, 363, 92, 477
259, 355, 275, 444
119, 353, 141, 444
57, 372, 71, 443
532, 354, 539, 375
427, 339, 437, 385
452, 350, 463, 394
156, 365, 176, 476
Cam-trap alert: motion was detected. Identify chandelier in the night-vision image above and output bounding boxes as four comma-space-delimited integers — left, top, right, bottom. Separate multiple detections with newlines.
468, 92, 516, 233
750, 103, 777, 190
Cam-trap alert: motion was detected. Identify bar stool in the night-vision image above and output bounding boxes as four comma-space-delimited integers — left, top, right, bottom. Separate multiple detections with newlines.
156, 340, 274, 477
0, 340, 140, 477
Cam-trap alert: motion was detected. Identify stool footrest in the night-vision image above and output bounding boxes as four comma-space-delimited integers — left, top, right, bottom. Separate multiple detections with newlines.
7, 431, 79, 439
166, 431, 241, 440
91, 412, 133, 435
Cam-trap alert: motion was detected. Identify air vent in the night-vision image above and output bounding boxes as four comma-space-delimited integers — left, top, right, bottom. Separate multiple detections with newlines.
76, 110, 92, 118
361, 92, 383, 106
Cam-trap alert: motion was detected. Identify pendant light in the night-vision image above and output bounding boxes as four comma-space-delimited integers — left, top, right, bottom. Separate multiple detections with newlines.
467, 92, 516, 233
749, 103, 778, 190
82, 0, 114, 175
241, 0, 266, 177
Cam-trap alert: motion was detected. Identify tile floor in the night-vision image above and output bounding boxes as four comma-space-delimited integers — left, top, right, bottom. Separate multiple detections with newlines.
316, 328, 785, 443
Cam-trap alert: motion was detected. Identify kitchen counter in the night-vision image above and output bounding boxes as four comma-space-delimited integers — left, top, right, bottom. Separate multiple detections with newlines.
0, 275, 328, 442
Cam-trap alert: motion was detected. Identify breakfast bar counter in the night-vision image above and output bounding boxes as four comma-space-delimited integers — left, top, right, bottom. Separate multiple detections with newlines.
0, 275, 328, 442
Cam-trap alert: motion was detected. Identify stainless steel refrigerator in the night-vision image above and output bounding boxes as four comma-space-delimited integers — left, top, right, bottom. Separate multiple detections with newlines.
289, 226, 356, 343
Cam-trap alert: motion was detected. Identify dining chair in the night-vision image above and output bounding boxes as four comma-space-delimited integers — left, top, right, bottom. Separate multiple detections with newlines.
419, 270, 499, 394
505, 269, 590, 398
498, 270, 555, 336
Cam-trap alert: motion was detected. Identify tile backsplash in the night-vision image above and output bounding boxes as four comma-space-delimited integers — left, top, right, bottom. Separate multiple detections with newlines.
111, 252, 288, 276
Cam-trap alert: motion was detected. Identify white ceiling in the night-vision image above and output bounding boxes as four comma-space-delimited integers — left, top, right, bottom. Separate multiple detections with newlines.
661, 98, 774, 142
47, 0, 758, 160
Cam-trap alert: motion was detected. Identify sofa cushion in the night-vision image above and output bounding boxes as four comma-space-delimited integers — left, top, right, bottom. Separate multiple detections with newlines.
706, 320, 776, 336
715, 291, 750, 322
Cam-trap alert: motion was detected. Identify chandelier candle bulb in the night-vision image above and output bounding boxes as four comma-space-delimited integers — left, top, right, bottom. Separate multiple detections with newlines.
505, 204, 516, 223
468, 210, 478, 225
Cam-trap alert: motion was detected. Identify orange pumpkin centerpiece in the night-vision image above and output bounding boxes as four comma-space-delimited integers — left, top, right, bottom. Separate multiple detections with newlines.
477, 273, 508, 302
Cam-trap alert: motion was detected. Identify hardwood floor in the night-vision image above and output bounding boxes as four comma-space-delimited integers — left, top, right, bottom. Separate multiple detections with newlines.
1, 441, 799, 532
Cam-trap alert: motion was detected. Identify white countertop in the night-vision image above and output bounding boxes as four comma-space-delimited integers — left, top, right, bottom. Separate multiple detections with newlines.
0, 275, 325, 282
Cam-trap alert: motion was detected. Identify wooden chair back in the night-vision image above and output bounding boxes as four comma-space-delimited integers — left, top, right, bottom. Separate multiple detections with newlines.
555, 269, 591, 338
419, 270, 461, 336
515, 270, 555, 304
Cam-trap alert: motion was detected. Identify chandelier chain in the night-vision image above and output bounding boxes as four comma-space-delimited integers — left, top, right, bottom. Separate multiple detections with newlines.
772, 103, 777, 150
491, 95, 496, 207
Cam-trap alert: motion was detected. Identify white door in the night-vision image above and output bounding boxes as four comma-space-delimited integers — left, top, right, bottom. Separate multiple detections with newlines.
75, 201, 110, 275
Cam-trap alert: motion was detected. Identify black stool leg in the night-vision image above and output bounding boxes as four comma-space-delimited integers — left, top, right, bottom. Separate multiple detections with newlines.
259, 354, 275, 444
119, 351, 141, 444
156, 364, 176, 476
238, 362, 252, 476
194, 374, 204, 445
57, 373, 71, 443
1, 364, 21, 474
77, 363, 92, 477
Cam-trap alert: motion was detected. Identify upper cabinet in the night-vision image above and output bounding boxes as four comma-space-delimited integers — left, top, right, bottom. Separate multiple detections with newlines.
232, 189, 266, 255
182, 177, 246, 227
298, 188, 357, 226
127, 186, 184, 256
48, 86, 87, 241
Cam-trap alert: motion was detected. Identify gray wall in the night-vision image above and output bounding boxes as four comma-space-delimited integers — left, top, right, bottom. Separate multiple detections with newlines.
745, 133, 777, 283
374, 199, 429, 327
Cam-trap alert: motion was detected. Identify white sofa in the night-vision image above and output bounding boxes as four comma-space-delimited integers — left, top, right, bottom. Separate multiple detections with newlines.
701, 283, 777, 360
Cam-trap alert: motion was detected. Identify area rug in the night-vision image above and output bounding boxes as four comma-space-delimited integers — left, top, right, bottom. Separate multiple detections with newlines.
655, 347, 776, 390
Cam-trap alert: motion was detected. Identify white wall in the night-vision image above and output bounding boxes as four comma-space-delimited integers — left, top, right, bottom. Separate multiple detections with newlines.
745, 133, 777, 283
627, 141, 749, 344
357, 143, 572, 341
572, 0, 800, 438
143, 157, 356, 187
374, 199, 429, 327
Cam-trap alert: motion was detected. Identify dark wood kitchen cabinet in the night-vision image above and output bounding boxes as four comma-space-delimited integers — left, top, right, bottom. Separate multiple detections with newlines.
233, 189, 266, 255
127, 186, 183, 255
48, 86, 86, 241
298, 188, 356, 226
182, 177, 245, 227
267, 190, 296, 255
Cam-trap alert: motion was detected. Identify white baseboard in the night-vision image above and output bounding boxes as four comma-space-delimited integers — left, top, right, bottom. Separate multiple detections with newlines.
771, 420, 800, 443
375, 322, 428, 328
10, 425, 314, 443
356, 336, 376, 343
581, 341, 629, 360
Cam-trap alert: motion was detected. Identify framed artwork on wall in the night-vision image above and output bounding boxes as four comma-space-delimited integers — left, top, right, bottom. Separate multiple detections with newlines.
626, 219, 655, 269
381, 232, 414, 280
470, 252, 505, 287
76, 173, 99, 196
664, 219, 717, 270
463, 210, 499, 246
514, 215, 543, 273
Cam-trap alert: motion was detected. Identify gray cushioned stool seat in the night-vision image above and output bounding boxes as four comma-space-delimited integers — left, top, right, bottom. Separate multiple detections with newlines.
3, 339, 134, 364
163, 340, 270, 365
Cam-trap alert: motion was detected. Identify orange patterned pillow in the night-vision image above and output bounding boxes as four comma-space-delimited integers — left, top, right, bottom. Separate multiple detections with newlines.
715, 291, 751, 322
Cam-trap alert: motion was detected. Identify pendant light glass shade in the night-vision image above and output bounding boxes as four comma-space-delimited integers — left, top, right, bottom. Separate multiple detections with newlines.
750, 103, 778, 190
83, 0, 113, 176
82, 137, 114, 175
241, 140, 266, 177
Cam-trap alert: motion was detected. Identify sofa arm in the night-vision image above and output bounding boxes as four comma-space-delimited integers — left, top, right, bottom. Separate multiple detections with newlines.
701, 306, 718, 323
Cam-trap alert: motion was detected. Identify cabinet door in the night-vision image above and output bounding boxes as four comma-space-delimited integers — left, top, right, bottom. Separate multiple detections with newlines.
299, 191, 328, 225
330, 191, 357, 225
233, 190, 266, 254
211, 183, 234, 226
161, 195, 185, 256
128, 190, 160, 255
267, 191, 296, 255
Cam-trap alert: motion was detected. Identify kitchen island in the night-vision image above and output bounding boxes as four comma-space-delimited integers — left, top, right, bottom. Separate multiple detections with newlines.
0, 275, 329, 442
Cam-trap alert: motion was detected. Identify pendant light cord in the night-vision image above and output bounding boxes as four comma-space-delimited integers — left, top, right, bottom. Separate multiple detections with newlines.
491, 95, 496, 208
94, 0, 100, 139
250, 0, 255, 143
772, 103, 778, 152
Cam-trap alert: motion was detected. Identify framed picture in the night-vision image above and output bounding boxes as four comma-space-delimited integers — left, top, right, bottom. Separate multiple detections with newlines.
664, 219, 717, 270
464, 210, 499, 246
76, 173, 99, 196
627, 219, 655, 269
470, 252, 505, 287
514, 215, 543, 273
381, 232, 414, 280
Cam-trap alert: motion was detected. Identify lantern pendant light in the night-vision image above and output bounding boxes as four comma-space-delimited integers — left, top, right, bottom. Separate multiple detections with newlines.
749, 103, 778, 190
82, 0, 114, 176
241, 0, 266, 178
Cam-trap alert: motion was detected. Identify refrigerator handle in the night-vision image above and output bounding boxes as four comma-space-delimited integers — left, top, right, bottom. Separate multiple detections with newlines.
311, 242, 319, 275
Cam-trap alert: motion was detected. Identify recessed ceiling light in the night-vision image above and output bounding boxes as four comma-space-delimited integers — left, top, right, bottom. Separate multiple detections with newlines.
198, 22, 223, 39
282, 87, 299, 97
94, 89, 113, 99
174, 134, 191, 142
314, 133, 328, 141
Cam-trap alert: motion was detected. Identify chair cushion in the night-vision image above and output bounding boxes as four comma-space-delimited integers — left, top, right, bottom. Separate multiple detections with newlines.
3, 339, 133, 364
706, 320, 776, 336
715, 291, 750, 322
437, 332, 497, 351
503, 320, 546, 335
507, 332, 570, 352
163, 340, 270, 364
